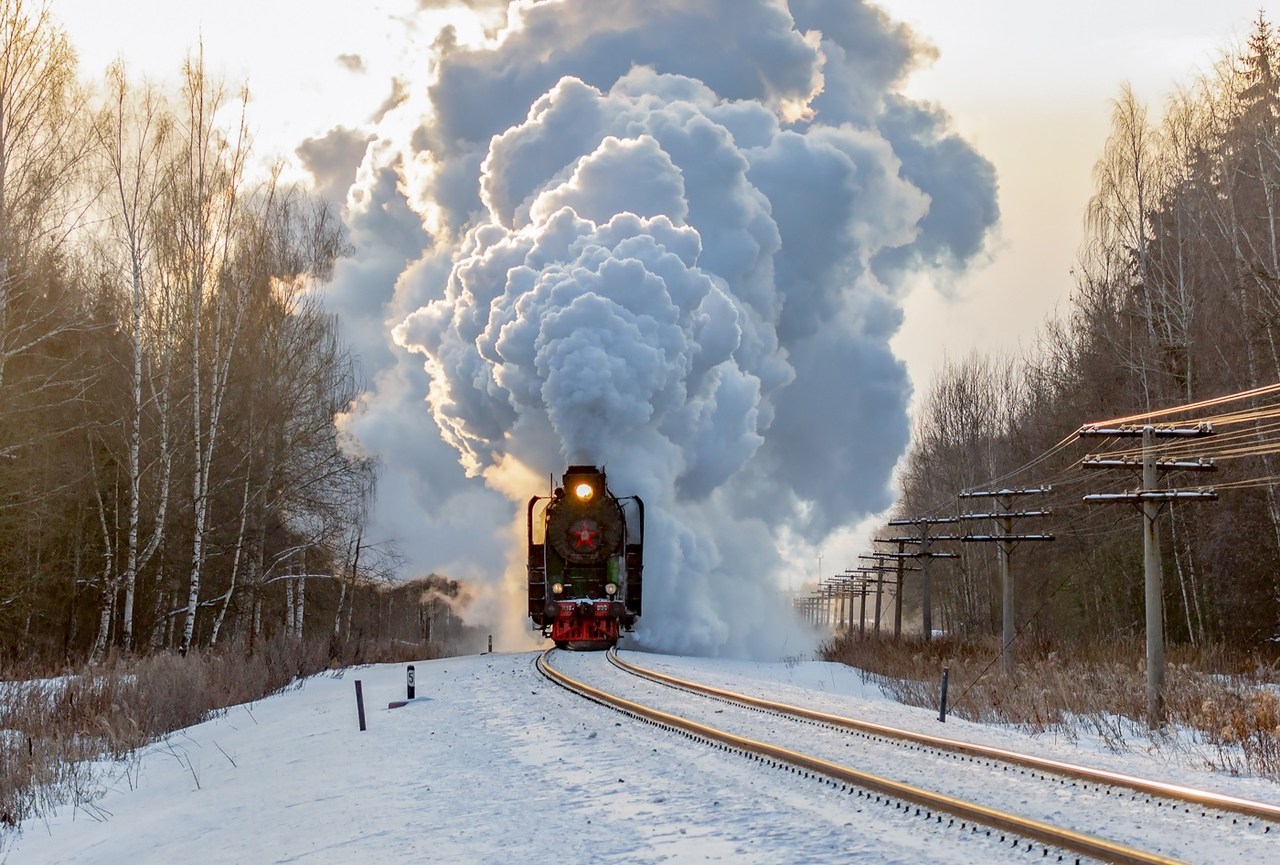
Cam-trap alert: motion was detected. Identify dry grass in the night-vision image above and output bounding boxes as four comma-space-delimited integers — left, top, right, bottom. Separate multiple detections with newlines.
823, 633, 1280, 781
0, 635, 442, 843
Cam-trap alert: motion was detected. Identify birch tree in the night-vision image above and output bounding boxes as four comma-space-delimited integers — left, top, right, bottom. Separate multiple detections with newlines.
93, 64, 176, 655
1082, 86, 1164, 411
158, 51, 257, 653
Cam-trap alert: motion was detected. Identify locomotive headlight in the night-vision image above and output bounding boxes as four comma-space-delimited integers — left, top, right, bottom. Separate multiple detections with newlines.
574, 482, 594, 501
552, 582, 564, 595
604, 583, 617, 596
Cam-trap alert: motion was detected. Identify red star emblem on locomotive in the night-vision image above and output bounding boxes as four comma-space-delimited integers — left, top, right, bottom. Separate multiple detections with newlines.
571, 519, 598, 549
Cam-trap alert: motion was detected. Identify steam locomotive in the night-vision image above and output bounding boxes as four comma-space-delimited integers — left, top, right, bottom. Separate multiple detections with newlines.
527, 466, 643, 649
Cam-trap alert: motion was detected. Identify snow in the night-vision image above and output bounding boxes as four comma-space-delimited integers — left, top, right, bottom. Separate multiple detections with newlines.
6, 650, 1278, 864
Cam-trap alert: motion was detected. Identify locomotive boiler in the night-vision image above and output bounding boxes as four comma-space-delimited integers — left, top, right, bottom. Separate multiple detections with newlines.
527, 466, 643, 649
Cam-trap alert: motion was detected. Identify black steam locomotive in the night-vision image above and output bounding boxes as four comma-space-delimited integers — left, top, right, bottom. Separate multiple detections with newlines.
527, 466, 643, 649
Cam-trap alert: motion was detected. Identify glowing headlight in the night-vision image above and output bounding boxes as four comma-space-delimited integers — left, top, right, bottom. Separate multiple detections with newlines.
552, 582, 564, 595
605, 583, 617, 595
574, 482, 594, 500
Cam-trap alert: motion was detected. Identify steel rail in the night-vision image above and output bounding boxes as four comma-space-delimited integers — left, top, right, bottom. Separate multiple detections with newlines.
539, 649, 1188, 865
607, 649, 1280, 825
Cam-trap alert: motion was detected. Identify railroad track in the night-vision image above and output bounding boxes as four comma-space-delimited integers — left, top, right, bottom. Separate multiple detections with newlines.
538, 648, 1279, 865
605, 649, 1280, 826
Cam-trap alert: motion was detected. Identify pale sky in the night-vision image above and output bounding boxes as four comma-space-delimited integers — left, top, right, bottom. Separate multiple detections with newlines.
53, 0, 432, 158
875, 0, 1278, 389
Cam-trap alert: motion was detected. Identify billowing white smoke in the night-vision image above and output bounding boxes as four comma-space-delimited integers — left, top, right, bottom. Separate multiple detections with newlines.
319, 0, 997, 658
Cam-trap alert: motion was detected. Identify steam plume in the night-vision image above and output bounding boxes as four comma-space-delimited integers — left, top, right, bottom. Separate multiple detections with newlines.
324, 0, 997, 657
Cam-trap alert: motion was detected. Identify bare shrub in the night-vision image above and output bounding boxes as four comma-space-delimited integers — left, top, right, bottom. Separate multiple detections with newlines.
823, 634, 1280, 779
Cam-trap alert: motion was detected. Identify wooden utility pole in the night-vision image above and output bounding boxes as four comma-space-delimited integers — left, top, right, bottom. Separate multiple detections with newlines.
866, 545, 919, 638
957, 487, 1054, 675
849, 570, 873, 634
812, 569, 881, 634
833, 570, 865, 633
894, 542, 904, 637
880, 518, 961, 641
1080, 422, 1217, 729
857, 555, 894, 635
825, 573, 856, 631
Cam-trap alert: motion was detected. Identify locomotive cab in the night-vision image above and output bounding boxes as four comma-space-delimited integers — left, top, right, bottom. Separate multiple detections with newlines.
527, 466, 643, 649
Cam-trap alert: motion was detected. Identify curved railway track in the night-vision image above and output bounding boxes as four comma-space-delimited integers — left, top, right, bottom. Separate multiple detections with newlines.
538, 648, 1278, 865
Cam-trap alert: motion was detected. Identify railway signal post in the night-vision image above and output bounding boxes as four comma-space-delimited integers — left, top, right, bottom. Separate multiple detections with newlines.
1081, 422, 1217, 729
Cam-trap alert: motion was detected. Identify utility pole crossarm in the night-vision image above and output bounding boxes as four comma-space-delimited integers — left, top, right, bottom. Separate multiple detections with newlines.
961, 534, 1055, 542
863, 555, 921, 570
869, 550, 959, 560
886, 516, 961, 527
1082, 456, 1217, 471
872, 539, 959, 557
958, 486, 1051, 498
1078, 423, 1214, 437
957, 510, 1053, 520
1083, 490, 1219, 504
874, 536, 965, 545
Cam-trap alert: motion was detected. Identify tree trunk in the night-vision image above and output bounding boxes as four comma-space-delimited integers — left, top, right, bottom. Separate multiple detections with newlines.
89, 450, 116, 664
210, 469, 253, 646
295, 577, 306, 638
344, 532, 361, 642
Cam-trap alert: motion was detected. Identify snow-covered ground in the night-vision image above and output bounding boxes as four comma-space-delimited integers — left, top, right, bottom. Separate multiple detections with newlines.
6, 650, 1278, 864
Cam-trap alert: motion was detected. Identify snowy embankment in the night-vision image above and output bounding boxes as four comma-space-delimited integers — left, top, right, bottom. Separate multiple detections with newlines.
6, 651, 1278, 864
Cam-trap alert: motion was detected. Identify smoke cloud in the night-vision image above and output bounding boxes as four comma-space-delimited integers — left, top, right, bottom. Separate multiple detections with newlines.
325, 0, 998, 658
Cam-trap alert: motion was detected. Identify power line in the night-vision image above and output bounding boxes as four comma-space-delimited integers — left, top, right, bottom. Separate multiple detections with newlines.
1083, 381, 1280, 428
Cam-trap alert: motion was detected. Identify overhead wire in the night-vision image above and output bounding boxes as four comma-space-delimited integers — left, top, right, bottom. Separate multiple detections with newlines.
1080, 381, 1280, 428
1069, 382, 1280, 493
1080, 422, 1280, 466
882, 380, 1280, 549
960, 394, 1241, 501
956, 430, 1083, 495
